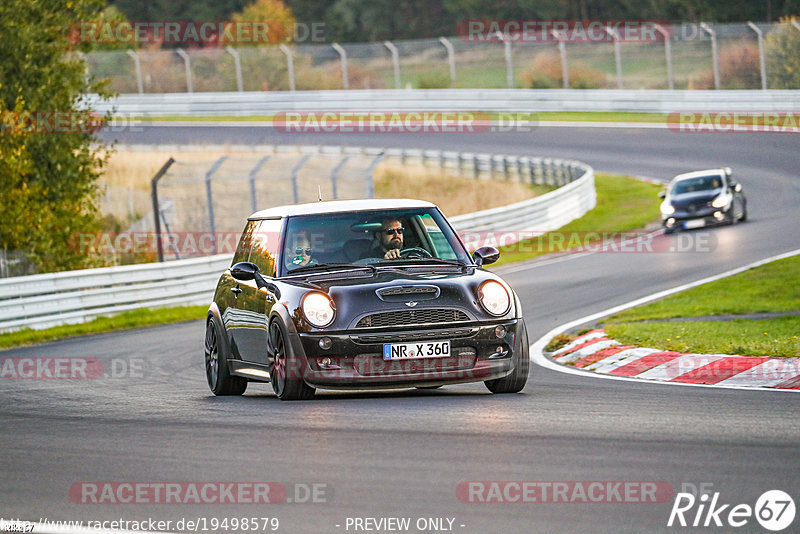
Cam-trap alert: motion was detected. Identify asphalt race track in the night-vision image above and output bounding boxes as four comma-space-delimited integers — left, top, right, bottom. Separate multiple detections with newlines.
2, 125, 799, 533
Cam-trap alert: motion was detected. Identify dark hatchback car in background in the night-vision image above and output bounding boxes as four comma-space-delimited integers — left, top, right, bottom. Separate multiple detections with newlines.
659, 167, 747, 233
204, 199, 529, 400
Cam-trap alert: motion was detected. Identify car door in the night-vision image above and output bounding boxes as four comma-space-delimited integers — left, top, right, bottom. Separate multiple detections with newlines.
228, 218, 283, 365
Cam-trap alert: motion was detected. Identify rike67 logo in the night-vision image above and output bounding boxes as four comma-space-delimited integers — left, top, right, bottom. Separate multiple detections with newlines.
668, 489, 795, 531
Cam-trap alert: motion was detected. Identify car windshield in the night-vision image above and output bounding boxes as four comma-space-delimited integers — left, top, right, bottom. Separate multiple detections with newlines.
281, 207, 470, 275
671, 175, 724, 195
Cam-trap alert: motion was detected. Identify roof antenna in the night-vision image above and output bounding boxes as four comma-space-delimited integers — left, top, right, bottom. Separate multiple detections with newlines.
318, 185, 323, 202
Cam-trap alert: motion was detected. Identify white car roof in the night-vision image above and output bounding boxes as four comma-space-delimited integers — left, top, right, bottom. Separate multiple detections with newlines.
670, 168, 726, 183
249, 198, 437, 219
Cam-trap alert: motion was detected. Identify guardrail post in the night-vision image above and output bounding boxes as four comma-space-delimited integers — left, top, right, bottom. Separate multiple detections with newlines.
279, 44, 296, 91
329, 155, 349, 199
700, 23, 719, 90
550, 30, 569, 88
365, 152, 384, 197
473, 154, 480, 179
205, 156, 228, 252
248, 156, 270, 213
332, 43, 349, 89
126, 50, 144, 94
384, 40, 401, 89
494, 32, 514, 88
604, 26, 623, 89
438, 37, 457, 86
150, 157, 175, 262
655, 24, 674, 90
176, 48, 193, 93
290, 154, 311, 203
226, 46, 244, 92
746, 22, 768, 90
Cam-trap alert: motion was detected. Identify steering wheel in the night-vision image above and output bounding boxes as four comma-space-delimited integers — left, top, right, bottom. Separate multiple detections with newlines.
399, 247, 432, 259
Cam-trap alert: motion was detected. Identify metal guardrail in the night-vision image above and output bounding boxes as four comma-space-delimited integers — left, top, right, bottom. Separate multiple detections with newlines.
90, 89, 800, 115
0, 148, 593, 333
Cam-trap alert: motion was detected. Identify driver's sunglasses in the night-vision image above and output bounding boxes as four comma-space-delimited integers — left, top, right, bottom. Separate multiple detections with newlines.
384, 228, 404, 236
295, 247, 312, 255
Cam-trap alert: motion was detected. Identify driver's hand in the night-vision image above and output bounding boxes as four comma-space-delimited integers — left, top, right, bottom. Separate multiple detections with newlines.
384, 249, 401, 259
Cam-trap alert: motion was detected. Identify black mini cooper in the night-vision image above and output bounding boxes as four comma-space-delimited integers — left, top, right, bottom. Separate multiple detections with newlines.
204, 199, 529, 400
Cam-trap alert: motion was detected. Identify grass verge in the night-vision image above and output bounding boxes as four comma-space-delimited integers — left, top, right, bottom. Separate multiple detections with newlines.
0, 306, 207, 351
492, 173, 662, 266
603, 254, 800, 358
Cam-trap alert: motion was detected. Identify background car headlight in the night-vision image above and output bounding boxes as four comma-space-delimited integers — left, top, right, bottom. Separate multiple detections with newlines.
479, 281, 510, 316
660, 201, 675, 215
712, 194, 731, 208
302, 292, 335, 327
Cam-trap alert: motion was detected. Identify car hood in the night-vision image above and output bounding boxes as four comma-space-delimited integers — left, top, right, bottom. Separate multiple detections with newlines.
669, 189, 721, 209
284, 266, 514, 329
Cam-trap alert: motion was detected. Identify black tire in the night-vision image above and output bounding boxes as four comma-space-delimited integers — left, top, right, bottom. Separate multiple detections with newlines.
739, 206, 747, 222
663, 226, 675, 235
268, 319, 316, 401
205, 316, 247, 396
484, 324, 529, 394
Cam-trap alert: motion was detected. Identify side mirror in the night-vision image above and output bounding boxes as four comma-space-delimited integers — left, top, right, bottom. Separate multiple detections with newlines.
723, 167, 732, 177
472, 246, 500, 267
231, 262, 276, 294
658, 191, 666, 199
231, 262, 258, 281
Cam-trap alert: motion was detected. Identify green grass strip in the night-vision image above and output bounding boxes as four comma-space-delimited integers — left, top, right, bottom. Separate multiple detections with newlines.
0, 305, 207, 350
605, 317, 800, 358
493, 173, 662, 266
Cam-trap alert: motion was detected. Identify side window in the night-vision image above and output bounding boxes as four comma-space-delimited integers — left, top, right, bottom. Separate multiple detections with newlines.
232, 221, 257, 265
248, 219, 283, 278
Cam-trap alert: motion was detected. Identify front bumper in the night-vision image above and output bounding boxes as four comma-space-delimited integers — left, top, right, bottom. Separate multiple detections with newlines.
662, 207, 732, 230
288, 320, 521, 389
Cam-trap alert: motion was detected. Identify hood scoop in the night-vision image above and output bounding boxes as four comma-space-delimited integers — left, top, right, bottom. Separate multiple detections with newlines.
376, 285, 440, 302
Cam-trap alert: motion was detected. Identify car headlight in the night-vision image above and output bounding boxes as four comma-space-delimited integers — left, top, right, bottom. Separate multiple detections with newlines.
479, 281, 510, 316
660, 201, 675, 215
711, 194, 731, 209
302, 292, 335, 328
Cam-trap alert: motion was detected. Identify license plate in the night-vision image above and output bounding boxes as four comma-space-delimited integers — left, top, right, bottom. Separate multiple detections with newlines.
383, 340, 451, 360
684, 219, 706, 229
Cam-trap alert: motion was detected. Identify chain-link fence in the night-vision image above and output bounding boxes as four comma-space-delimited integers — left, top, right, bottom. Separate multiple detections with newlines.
84, 22, 800, 93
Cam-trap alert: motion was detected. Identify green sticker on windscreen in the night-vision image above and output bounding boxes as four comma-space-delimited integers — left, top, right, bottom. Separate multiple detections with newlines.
292, 256, 303, 265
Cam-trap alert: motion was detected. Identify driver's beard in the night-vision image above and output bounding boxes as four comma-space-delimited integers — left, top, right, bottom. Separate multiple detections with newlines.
387, 240, 402, 250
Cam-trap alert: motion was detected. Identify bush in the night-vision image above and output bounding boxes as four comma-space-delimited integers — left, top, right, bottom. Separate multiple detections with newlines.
696, 40, 761, 89
417, 71, 450, 89
520, 51, 607, 89
766, 18, 800, 89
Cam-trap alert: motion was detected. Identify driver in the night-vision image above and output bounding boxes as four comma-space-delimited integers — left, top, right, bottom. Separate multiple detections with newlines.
370, 218, 404, 259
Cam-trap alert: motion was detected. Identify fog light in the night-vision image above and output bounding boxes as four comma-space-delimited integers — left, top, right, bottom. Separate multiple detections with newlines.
666, 218, 676, 227
494, 325, 507, 338
316, 357, 340, 370
319, 337, 332, 350
714, 211, 724, 221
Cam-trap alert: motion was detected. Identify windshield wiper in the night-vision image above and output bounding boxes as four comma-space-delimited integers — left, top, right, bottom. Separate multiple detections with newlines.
377, 258, 468, 268
286, 263, 377, 275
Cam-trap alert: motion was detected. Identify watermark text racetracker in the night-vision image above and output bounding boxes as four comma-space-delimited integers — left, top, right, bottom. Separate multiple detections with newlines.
71, 20, 326, 45
457, 481, 674, 503
69, 481, 329, 505
70, 230, 717, 257
273, 112, 535, 134
668, 112, 800, 134
0, 356, 146, 380
457, 20, 672, 43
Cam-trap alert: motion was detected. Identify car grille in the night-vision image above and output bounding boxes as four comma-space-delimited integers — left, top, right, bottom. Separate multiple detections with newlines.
355, 308, 470, 328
